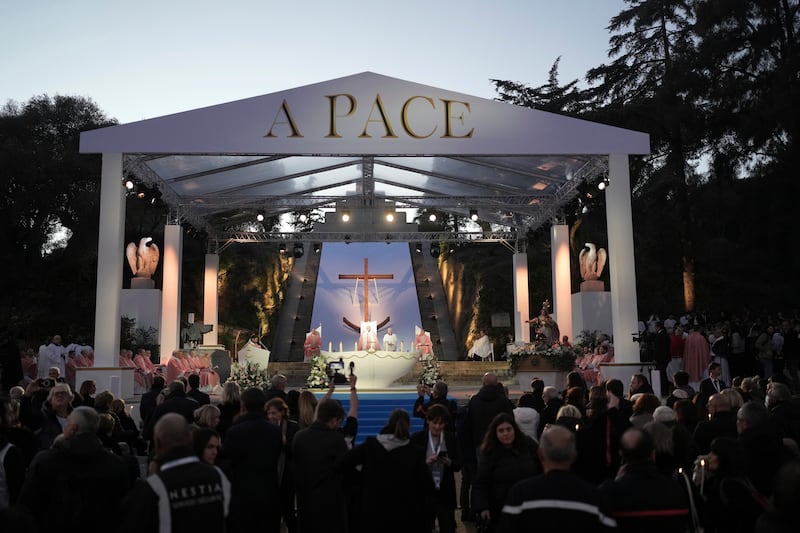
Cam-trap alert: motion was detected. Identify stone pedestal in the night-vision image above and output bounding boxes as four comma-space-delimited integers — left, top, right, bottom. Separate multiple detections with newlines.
121, 288, 162, 332
131, 278, 155, 289
572, 291, 613, 337
579, 280, 605, 292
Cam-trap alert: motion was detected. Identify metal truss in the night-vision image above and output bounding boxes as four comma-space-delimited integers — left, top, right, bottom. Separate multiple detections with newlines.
213, 230, 522, 253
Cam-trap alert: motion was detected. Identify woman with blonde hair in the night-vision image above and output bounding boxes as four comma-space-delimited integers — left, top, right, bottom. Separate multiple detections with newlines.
217, 381, 240, 438
194, 403, 221, 430
297, 390, 319, 429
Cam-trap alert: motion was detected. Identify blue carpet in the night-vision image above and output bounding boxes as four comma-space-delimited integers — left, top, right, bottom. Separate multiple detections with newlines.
324, 391, 425, 445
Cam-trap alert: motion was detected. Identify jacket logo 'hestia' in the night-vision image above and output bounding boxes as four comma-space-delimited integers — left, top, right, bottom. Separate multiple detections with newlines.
264, 94, 474, 139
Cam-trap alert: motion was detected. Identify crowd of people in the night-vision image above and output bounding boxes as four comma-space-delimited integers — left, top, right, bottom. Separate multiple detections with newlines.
1, 322, 800, 532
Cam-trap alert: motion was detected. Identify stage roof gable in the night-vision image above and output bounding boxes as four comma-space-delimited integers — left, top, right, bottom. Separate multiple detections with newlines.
79, 72, 650, 241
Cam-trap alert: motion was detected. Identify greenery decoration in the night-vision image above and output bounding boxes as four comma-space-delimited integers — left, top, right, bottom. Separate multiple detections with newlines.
306, 353, 330, 389
227, 361, 271, 390
507, 343, 581, 373
419, 353, 444, 386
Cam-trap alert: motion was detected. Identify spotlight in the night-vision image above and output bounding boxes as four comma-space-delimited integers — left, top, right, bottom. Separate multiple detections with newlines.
124, 179, 135, 191
386, 211, 395, 222
598, 176, 610, 190
279, 243, 287, 254
428, 213, 437, 222
256, 211, 265, 222
449, 244, 456, 254
342, 209, 351, 222
414, 243, 423, 253
293, 243, 304, 258
299, 213, 308, 222
313, 242, 321, 253
469, 209, 478, 222
430, 244, 439, 258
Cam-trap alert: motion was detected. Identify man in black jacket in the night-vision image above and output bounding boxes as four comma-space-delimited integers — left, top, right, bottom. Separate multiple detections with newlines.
143, 381, 198, 442
599, 428, 689, 533
221, 386, 283, 533
18, 406, 131, 533
139, 375, 165, 429
186, 373, 210, 406
118, 413, 230, 533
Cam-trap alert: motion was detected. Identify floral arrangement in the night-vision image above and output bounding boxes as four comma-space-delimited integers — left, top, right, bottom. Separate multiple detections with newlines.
306, 353, 330, 389
574, 329, 607, 350
419, 353, 444, 386
227, 360, 271, 389
507, 343, 581, 373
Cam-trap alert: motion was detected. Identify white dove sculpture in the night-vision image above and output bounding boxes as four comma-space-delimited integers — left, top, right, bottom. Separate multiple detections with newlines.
578, 242, 607, 281
126, 237, 160, 279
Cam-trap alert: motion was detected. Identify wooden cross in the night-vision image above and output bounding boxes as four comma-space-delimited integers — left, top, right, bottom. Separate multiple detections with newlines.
339, 258, 394, 322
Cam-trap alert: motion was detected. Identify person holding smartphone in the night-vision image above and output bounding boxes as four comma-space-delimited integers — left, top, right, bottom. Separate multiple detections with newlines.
411, 404, 462, 533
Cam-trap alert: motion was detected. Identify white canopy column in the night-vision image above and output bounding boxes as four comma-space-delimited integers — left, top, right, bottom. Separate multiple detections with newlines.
551, 224, 572, 344
513, 252, 531, 343
93, 153, 125, 365
605, 154, 640, 363
159, 224, 183, 363
203, 253, 220, 345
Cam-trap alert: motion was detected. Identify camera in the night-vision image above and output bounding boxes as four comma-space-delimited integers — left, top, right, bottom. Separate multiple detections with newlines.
326, 361, 344, 374
38, 378, 55, 389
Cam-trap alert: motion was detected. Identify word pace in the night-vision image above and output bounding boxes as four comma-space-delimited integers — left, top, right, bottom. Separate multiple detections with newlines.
264, 93, 474, 140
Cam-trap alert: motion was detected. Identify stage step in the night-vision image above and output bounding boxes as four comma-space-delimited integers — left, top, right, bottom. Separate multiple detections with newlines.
325, 392, 426, 446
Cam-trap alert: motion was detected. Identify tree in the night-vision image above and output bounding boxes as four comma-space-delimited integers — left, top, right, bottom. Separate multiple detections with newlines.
694, 0, 800, 177
491, 57, 592, 116
0, 95, 116, 339
586, 0, 705, 312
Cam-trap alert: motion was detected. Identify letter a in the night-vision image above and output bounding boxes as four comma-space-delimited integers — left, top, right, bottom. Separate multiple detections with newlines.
264, 99, 303, 138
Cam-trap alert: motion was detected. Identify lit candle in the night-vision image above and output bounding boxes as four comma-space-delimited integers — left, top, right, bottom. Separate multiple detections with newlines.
700, 458, 705, 495
339, 341, 343, 352
328, 341, 332, 352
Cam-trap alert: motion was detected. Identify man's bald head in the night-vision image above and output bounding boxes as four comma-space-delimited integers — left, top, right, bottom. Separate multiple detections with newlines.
154, 413, 192, 455
482, 372, 499, 386
539, 424, 577, 469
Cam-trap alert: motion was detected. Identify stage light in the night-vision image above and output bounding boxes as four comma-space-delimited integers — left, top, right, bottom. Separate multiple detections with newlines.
449, 244, 456, 254
124, 179, 135, 191
598, 176, 610, 190
279, 243, 287, 254
342, 209, 351, 222
386, 211, 395, 222
293, 243, 304, 258
428, 213, 437, 222
298, 213, 308, 222
414, 243, 422, 253
430, 244, 439, 258
469, 209, 478, 222
313, 242, 321, 253
256, 211, 265, 222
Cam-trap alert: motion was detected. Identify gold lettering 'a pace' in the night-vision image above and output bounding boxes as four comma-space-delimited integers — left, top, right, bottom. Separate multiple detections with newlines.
267, 94, 474, 139
264, 99, 303, 138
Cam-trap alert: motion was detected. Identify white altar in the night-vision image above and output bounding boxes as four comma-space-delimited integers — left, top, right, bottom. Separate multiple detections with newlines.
322, 350, 418, 389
